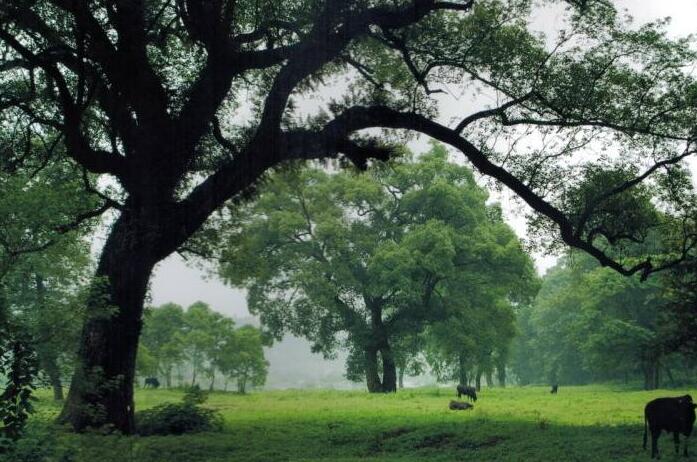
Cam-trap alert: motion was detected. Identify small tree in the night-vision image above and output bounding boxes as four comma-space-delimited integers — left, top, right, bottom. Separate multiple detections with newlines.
217, 326, 269, 394
140, 303, 187, 387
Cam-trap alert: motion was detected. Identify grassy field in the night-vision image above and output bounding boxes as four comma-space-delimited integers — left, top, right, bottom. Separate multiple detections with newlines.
12, 385, 697, 462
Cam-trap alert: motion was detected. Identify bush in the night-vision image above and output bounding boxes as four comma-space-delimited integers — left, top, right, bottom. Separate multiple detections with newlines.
181, 385, 208, 406
135, 386, 222, 436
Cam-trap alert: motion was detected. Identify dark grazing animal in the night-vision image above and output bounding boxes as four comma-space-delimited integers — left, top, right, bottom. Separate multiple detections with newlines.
144, 377, 160, 389
550, 384, 558, 394
449, 400, 474, 411
456, 384, 477, 402
643, 394, 697, 459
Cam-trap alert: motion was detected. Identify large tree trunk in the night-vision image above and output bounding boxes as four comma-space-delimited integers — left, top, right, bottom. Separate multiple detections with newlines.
58, 212, 158, 434
380, 344, 397, 393
366, 299, 397, 393
365, 347, 383, 393
398, 367, 404, 389
475, 369, 482, 392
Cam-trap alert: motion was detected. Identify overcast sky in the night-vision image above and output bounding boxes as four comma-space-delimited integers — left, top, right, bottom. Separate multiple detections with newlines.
150, 0, 697, 319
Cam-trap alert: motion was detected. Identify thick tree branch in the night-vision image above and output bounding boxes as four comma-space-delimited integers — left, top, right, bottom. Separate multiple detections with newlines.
307, 106, 693, 280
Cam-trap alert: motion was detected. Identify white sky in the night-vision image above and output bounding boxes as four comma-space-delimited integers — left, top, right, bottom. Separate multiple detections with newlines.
150, 0, 697, 319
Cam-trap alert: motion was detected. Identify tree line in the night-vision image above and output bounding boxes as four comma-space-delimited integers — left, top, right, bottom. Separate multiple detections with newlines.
137, 302, 268, 394
511, 252, 697, 390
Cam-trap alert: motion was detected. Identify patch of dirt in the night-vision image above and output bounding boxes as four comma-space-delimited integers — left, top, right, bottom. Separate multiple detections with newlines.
458, 436, 505, 450
364, 427, 415, 454
415, 432, 456, 449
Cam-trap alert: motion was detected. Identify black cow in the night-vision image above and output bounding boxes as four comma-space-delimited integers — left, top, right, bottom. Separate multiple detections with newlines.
644, 394, 697, 459
456, 384, 477, 402
550, 384, 558, 394
449, 400, 474, 411
144, 377, 160, 389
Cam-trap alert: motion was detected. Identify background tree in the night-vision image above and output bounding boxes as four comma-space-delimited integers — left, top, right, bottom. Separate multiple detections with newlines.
219, 145, 535, 392
180, 302, 225, 388
0, 156, 98, 440
138, 301, 268, 391
510, 253, 681, 389
2, 0, 696, 431
1, 165, 95, 400
139, 303, 186, 388
216, 325, 269, 394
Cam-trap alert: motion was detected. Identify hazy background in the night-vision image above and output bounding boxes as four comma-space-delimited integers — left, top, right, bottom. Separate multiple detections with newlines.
146, 1, 697, 389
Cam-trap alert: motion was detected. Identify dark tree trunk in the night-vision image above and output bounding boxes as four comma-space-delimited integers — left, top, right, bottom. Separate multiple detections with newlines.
365, 298, 397, 393
497, 366, 506, 388
458, 352, 468, 386
380, 344, 397, 393
485, 371, 493, 388
165, 368, 172, 388
398, 367, 405, 389
475, 370, 482, 392
365, 347, 383, 393
209, 370, 215, 391
58, 212, 158, 434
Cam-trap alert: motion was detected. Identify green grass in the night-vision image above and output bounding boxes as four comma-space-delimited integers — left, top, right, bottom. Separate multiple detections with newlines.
12, 385, 697, 462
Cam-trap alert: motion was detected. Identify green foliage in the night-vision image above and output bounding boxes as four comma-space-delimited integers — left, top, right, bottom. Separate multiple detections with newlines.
0, 331, 39, 451
510, 252, 680, 388
218, 143, 535, 391
138, 302, 268, 392
215, 325, 269, 394
135, 387, 222, 436
181, 385, 209, 406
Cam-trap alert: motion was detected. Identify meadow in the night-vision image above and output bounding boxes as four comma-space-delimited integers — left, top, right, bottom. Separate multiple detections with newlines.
11, 385, 697, 462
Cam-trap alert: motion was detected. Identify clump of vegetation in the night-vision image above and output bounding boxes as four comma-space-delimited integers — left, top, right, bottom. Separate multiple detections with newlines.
135, 386, 222, 436
0, 330, 39, 453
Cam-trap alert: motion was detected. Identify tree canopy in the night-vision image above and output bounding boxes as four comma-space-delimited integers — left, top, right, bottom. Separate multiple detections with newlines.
218, 144, 536, 392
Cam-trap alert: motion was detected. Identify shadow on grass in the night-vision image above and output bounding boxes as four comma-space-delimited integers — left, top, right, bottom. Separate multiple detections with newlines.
14, 415, 695, 462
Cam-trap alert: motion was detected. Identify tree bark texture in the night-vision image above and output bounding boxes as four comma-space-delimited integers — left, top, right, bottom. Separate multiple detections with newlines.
365, 347, 383, 393
58, 211, 159, 433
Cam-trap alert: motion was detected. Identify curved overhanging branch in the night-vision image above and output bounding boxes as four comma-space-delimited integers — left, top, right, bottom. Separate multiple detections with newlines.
320, 106, 689, 280
170, 101, 694, 281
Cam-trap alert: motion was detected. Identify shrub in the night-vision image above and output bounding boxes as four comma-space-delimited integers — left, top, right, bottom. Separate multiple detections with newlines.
181, 385, 208, 406
135, 386, 222, 436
